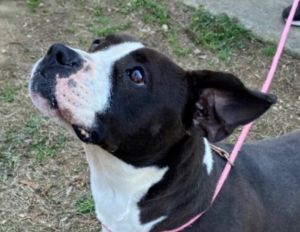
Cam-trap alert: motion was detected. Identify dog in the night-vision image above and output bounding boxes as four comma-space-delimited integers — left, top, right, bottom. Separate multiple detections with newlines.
29, 34, 300, 232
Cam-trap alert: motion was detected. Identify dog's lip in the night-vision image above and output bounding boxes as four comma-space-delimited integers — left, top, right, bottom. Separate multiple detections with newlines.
30, 71, 59, 109
30, 91, 70, 126
72, 124, 93, 143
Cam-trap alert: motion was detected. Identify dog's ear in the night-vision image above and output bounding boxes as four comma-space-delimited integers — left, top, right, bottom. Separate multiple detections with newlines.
184, 70, 277, 142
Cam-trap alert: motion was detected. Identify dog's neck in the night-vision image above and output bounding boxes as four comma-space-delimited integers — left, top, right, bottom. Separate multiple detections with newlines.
84, 135, 216, 232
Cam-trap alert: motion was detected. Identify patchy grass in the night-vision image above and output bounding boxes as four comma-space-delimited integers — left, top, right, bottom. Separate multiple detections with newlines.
1, 115, 68, 169
75, 195, 95, 215
166, 32, 191, 57
31, 131, 67, 162
24, 115, 44, 134
188, 7, 252, 57
67, 25, 77, 34
92, 22, 131, 37
131, 0, 169, 25
0, 85, 20, 103
217, 47, 231, 60
1, 151, 21, 172
93, 6, 104, 18
263, 44, 276, 57
31, 138, 57, 161
79, 36, 89, 46
90, 5, 131, 37
26, 0, 40, 12
1, 128, 22, 181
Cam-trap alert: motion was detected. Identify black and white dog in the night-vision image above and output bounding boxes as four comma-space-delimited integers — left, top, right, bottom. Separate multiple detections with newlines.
29, 34, 300, 232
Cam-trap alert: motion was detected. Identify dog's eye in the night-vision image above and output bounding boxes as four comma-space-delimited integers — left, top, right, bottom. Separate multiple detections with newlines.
128, 68, 145, 85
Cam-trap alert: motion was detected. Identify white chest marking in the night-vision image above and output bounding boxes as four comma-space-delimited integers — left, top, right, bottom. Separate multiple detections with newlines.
203, 138, 214, 175
84, 144, 168, 232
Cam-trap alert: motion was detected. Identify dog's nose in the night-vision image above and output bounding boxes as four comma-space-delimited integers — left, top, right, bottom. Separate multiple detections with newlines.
45, 43, 82, 68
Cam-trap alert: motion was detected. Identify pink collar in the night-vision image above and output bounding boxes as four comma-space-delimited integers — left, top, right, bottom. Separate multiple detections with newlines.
101, 0, 298, 230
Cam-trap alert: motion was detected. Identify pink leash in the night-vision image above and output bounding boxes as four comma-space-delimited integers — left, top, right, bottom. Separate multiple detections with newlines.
162, 0, 300, 231
102, 1, 299, 231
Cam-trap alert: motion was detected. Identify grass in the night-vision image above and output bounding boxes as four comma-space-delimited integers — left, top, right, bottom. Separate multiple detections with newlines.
31, 138, 57, 161
1, 129, 23, 180
93, 6, 104, 18
166, 32, 191, 57
1, 115, 68, 170
217, 48, 231, 60
28, 118, 68, 161
188, 7, 252, 58
90, 5, 131, 37
31, 131, 67, 162
67, 25, 77, 34
92, 22, 131, 37
24, 115, 44, 134
75, 195, 95, 214
26, 0, 40, 12
263, 44, 276, 57
131, 0, 169, 25
0, 85, 20, 103
2, 150, 20, 168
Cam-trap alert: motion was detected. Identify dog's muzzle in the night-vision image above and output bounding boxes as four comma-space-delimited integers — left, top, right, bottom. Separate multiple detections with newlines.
29, 43, 98, 140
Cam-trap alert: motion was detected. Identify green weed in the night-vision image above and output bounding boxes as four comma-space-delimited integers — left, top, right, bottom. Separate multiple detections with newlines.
23, 116, 67, 162
1, 150, 21, 169
93, 6, 104, 18
24, 116, 44, 135
26, 0, 40, 12
218, 48, 231, 60
166, 32, 191, 57
92, 22, 131, 37
263, 45, 276, 57
89, 4, 131, 37
75, 195, 95, 214
92, 6, 112, 26
67, 26, 76, 34
131, 0, 169, 25
0, 85, 19, 103
31, 132, 67, 162
35, 144, 55, 161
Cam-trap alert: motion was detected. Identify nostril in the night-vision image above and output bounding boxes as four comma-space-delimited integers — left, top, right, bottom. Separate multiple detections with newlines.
56, 51, 65, 65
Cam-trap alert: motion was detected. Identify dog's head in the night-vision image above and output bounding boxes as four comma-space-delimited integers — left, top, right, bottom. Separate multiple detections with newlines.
29, 34, 276, 165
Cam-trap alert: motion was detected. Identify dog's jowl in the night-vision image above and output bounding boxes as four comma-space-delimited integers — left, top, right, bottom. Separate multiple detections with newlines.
29, 34, 300, 232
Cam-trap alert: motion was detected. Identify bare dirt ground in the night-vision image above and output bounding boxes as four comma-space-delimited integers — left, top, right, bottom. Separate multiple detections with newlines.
0, 0, 299, 231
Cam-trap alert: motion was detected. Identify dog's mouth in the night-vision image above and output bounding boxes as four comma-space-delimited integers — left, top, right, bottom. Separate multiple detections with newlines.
72, 124, 94, 143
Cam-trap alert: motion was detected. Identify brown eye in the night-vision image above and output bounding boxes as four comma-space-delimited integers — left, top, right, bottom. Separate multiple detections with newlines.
128, 68, 145, 85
